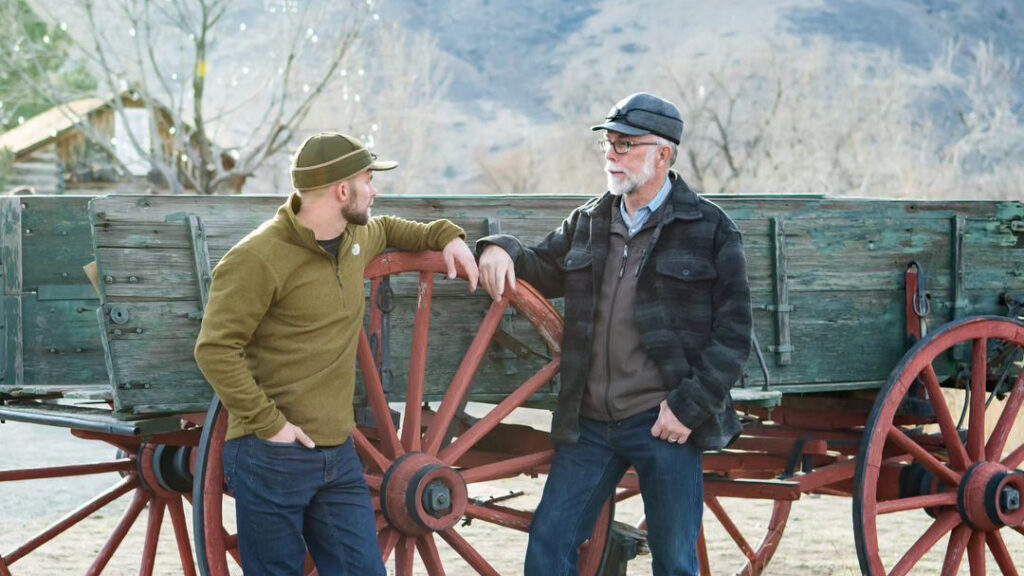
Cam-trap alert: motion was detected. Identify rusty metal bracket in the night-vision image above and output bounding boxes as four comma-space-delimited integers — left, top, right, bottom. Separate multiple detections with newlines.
768, 217, 793, 366
949, 216, 967, 362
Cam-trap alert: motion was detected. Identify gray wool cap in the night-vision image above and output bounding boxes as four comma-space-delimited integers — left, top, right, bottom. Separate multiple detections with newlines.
591, 92, 683, 145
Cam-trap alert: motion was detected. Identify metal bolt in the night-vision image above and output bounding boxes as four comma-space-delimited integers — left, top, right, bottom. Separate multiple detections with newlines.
422, 480, 452, 518
61, 272, 68, 278
104, 275, 115, 284
113, 329, 123, 336
60, 231, 68, 236
1001, 486, 1021, 512
128, 276, 138, 283
48, 347, 57, 353
135, 328, 143, 334
75, 348, 83, 353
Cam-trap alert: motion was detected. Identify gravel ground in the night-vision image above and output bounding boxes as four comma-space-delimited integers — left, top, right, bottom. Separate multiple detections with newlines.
2, 408, 1021, 575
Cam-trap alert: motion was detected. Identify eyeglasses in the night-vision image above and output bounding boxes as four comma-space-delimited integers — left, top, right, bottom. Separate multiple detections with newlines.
597, 139, 659, 155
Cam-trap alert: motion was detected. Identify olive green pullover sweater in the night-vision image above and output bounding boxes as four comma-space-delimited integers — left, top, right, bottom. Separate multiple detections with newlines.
194, 193, 464, 445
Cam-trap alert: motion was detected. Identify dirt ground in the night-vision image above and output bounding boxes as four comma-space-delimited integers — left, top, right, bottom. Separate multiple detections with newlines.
2, 403, 1022, 576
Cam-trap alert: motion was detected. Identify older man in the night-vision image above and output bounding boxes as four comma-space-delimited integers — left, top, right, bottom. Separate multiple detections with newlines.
478, 93, 752, 576
195, 132, 478, 576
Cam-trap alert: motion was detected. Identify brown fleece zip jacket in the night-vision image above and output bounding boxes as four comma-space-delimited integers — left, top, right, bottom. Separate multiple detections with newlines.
194, 193, 464, 445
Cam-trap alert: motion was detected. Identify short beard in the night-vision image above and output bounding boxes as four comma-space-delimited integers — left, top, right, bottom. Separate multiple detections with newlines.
605, 146, 657, 196
342, 203, 369, 226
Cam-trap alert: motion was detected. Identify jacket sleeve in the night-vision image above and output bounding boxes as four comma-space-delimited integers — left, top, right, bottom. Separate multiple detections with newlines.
194, 247, 287, 439
475, 208, 581, 299
666, 218, 752, 430
366, 216, 465, 258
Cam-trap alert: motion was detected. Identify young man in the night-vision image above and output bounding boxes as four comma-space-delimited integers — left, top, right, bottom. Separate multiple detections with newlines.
195, 132, 478, 576
478, 93, 752, 576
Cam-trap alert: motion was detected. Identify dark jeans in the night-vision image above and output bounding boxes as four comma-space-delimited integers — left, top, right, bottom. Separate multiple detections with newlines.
525, 407, 704, 576
222, 435, 386, 576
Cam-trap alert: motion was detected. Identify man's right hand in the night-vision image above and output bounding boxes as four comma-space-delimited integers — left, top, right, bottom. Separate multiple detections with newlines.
478, 245, 517, 302
267, 422, 316, 448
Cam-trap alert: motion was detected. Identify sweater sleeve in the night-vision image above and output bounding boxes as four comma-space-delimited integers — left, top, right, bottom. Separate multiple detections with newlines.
194, 246, 287, 439
366, 215, 465, 258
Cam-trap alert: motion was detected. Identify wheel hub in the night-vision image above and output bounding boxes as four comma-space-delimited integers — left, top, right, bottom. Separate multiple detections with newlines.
380, 452, 468, 535
958, 462, 1024, 531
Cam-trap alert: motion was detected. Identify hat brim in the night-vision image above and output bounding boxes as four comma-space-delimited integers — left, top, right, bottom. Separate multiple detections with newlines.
370, 160, 398, 171
591, 121, 650, 136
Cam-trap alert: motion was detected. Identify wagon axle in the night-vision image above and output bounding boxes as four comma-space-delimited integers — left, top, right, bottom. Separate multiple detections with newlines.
379, 452, 468, 535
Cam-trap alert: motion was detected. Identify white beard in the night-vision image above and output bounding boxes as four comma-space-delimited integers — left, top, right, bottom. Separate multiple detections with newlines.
605, 148, 656, 196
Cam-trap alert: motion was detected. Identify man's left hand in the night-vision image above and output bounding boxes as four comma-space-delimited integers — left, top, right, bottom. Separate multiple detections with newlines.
650, 399, 692, 444
442, 238, 479, 292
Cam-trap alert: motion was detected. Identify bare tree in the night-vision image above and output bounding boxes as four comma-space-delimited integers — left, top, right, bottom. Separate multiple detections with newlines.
1, 0, 371, 194
535, 35, 1023, 200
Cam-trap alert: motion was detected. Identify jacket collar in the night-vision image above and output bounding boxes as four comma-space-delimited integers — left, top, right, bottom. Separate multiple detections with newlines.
585, 171, 703, 222
277, 192, 331, 253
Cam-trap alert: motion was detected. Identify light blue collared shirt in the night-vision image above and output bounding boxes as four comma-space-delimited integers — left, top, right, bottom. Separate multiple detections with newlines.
620, 175, 672, 237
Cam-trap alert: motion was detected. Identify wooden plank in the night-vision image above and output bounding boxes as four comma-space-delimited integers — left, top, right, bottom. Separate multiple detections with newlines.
19, 197, 96, 290
1, 198, 23, 386
21, 297, 107, 386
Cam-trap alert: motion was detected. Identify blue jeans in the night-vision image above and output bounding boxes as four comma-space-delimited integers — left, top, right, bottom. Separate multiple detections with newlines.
525, 407, 704, 576
222, 435, 386, 576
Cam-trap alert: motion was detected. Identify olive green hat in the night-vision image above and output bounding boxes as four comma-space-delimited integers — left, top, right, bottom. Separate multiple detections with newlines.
290, 132, 397, 191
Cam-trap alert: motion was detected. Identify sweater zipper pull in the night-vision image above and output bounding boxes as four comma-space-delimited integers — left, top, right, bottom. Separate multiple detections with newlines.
634, 248, 646, 277
618, 244, 629, 278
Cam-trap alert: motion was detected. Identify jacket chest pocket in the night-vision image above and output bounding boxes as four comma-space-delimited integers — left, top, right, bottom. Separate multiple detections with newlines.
654, 256, 716, 332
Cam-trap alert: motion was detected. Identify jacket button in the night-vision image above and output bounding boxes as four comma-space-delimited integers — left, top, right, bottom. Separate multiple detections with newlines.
566, 259, 573, 265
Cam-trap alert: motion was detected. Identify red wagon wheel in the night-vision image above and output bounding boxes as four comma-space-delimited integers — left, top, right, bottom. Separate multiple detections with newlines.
0, 426, 201, 576
854, 316, 1024, 576
616, 475, 792, 575
194, 251, 613, 576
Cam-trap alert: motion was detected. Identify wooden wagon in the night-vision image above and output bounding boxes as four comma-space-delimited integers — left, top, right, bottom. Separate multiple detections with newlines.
0, 192, 1021, 576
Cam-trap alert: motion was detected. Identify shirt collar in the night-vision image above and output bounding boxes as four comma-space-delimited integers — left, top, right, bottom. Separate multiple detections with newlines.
620, 174, 672, 230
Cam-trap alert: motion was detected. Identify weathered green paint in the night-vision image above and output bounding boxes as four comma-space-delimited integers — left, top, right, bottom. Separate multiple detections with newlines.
0, 193, 1016, 421
84, 194, 1023, 418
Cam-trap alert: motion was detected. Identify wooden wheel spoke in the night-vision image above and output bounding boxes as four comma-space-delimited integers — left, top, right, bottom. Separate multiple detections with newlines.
166, 498, 198, 576
988, 373, 1024, 462
4, 476, 138, 565
375, 512, 388, 532
967, 530, 986, 576
705, 496, 756, 560
85, 489, 151, 576
940, 524, 970, 576
365, 473, 383, 492
887, 512, 960, 576
986, 530, 1019, 576
921, 364, 971, 470
415, 534, 447, 576
439, 528, 501, 576
876, 492, 958, 515
1003, 443, 1024, 470
395, 536, 416, 576
352, 428, 391, 473
139, 499, 166, 576
378, 527, 400, 564
459, 450, 554, 484
423, 298, 510, 456
403, 272, 434, 452
887, 427, 962, 487
357, 329, 404, 459
464, 503, 533, 533
439, 360, 559, 465
968, 337, 988, 461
